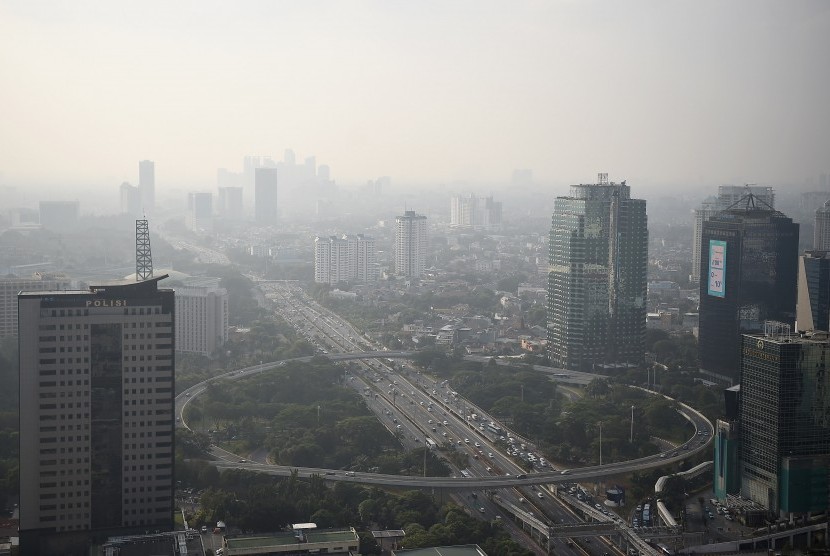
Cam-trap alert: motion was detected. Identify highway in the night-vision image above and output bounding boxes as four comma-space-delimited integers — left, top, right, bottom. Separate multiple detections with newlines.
177, 281, 714, 555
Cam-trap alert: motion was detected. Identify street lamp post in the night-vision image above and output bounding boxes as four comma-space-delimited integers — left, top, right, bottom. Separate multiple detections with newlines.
630, 405, 635, 443
599, 421, 603, 466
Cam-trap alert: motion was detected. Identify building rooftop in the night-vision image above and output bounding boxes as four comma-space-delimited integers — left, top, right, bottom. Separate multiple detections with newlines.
225, 528, 359, 550
392, 545, 487, 556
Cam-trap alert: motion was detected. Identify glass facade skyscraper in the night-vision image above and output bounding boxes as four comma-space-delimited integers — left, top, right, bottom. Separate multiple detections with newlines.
547, 177, 647, 371
739, 330, 830, 515
698, 195, 799, 380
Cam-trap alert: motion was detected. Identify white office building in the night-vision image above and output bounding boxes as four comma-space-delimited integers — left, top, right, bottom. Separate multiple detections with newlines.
314, 234, 378, 285
395, 210, 428, 278
0, 273, 71, 338
174, 277, 228, 356
450, 194, 502, 229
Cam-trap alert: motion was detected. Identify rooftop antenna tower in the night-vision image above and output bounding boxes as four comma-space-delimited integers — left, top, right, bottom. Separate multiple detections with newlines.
135, 218, 153, 281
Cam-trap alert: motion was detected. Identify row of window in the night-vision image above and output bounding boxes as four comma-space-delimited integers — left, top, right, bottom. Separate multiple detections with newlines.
40, 413, 88, 422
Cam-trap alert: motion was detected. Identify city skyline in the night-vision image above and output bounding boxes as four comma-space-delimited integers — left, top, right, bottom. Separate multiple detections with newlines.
1, 1, 829, 191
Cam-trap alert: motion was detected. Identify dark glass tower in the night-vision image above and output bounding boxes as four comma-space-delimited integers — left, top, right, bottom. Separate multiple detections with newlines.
698, 194, 799, 380
739, 329, 830, 515
547, 176, 648, 371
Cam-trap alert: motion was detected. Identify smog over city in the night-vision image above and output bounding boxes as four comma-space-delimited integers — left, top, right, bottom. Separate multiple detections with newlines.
1, 2, 830, 555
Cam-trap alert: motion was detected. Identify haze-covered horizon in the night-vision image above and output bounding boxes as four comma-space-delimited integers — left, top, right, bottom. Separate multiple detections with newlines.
1, 1, 829, 192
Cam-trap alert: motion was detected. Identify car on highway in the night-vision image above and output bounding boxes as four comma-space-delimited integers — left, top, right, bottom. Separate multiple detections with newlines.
465, 438, 470, 444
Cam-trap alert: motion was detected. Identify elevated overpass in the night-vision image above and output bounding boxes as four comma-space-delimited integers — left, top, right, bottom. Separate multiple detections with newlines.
178, 351, 714, 491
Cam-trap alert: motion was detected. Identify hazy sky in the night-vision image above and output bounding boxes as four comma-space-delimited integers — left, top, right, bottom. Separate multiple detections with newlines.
1, 1, 828, 191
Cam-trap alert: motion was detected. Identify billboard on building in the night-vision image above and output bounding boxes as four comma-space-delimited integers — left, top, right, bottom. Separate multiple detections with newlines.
708, 240, 727, 297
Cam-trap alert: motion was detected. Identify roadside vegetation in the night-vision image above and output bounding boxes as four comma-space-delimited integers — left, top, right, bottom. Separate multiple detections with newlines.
178, 469, 531, 555
183, 358, 450, 476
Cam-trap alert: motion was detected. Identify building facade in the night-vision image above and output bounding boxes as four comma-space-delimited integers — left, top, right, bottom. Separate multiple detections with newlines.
395, 211, 428, 278
691, 186, 776, 283
739, 328, 830, 516
0, 273, 71, 338
314, 234, 378, 285
138, 160, 155, 214
174, 277, 228, 356
18, 276, 175, 555
698, 195, 799, 380
254, 167, 278, 225
547, 176, 648, 371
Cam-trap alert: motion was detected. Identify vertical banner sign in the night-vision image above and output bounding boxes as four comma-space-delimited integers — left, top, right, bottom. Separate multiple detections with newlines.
708, 240, 727, 297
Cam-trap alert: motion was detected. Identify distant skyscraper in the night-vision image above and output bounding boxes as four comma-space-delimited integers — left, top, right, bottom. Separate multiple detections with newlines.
186, 192, 213, 231
39, 201, 79, 230
18, 276, 175, 555
174, 276, 228, 356
547, 174, 648, 371
738, 326, 830, 515
138, 160, 155, 214
450, 194, 502, 229
0, 273, 71, 338
217, 186, 244, 221
395, 211, 428, 278
814, 200, 830, 250
691, 201, 718, 283
691, 186, 776, 283
254, 167, 278, 225
796, 250, 830, 332
119, 182, 142, 217
698, 194, 798, 380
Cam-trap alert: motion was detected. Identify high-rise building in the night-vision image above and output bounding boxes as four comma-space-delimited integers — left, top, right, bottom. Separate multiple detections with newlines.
174, 277, 228, 356
138, 160, 155, 214
738, 326, 830, 516
354, 234, 378, 283
450, 194, 502, 229
814, 200, 830, 250
314, 235, 378, 285
796, 251, 830, 332
698, 194, 799, 380
186, 192, 213, 231
718, 185, 774, 208
691, 201, 718, 283
254, 167, 278, 225
18, 276, 175, 555
547, 175, 648, 372
691, 186, 776, 282
395, 210, 428, 278
119, 182, 142, 217
39, 201, 79, 231
217, 186, 244, 221
0, 273, 71, 338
